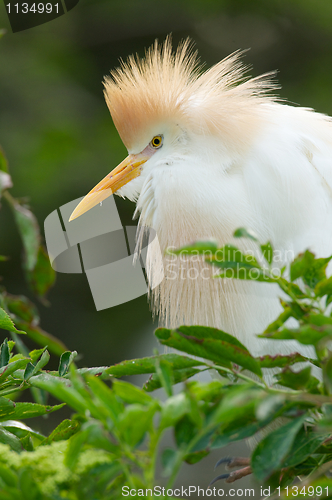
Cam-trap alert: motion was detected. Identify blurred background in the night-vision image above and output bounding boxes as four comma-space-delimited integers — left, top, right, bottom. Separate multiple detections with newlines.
1, 0, 332, 495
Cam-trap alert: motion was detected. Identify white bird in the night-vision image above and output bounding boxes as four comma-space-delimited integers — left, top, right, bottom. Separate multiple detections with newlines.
70, 37, 332, 362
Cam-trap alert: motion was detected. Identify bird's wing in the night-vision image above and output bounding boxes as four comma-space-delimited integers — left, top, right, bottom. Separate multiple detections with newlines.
241, 103, 332, 257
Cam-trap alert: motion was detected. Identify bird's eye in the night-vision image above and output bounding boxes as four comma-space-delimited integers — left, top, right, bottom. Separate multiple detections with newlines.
150, 135, 163, 148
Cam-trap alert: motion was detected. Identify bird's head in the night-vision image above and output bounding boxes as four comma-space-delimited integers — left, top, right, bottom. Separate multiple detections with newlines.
69, 37, 276, 222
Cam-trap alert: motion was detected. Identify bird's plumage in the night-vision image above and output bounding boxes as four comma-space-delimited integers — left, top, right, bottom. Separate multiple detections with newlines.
103, 37, 277, 153
75, 38, 332, 363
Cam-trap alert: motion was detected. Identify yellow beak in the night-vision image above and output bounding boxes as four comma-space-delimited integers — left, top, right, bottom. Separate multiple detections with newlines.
69, 151, 151, 221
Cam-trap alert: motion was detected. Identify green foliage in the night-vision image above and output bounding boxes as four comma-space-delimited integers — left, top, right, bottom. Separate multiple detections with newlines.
155, 325, 262, 376
0, 440, 114, 499
1, 230, 332, 498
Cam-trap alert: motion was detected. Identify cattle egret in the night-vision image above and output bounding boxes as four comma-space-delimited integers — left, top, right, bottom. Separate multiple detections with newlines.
70, 37, 332, 361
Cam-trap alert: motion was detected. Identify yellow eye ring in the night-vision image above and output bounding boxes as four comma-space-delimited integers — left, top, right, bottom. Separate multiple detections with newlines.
151, 135, 163, 148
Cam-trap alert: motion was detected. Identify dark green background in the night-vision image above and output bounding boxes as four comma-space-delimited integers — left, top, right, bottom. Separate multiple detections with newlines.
0, 1, 332, 491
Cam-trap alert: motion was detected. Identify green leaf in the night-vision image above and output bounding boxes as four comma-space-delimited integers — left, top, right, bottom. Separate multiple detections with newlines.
0, 420, 44, 441
233, 227, 258, 241
85, 375, 124, 422
34, 349, 50, 371
7, 341, 14, 353
63, 370, 109, 421
187, 380, 225, 403
277, 278, 306, 298
155, 358, 173, 397
65, 429, 88, 470
166, 240, 219, 256
282, 428, 327, 468
144, 367, 202, 392
83, 420, 118, 453
0, 464, 18, 488
58, 351, 77, 376
161, 448, 180, 477
0, 338, 10, 367
19, 465, 41, 498
0, 307, 25, 334
290, 250, 332, 288
105, 353, 204, 377
214, 266, 273, 282
283, 300, 307, 320
206, 244, 261, 268
0, 358, 31, 384
258, 352, 310, 369
0, 427, 22, 452
275, 366, 317, 390
65, 422, 119, 470
7, 353, 26, 363
264, 307, 293, 333
160, 393, 191, 430
30, 373, 87, 413
9, 198, 40, 271
186, 386, 204, 429
260, 241, 274, 264
211, 385, 266, 428
315, 276, 332, 297
290, 250, 314, 281
211, 260, 261, 273
20, 433, 33, 451
210, 417, 275, 450
306, 312, 332, 326
184, 450, 209, 465
174, 414, 196, 447
29, 347, 46, 364
42, 419, 80, 445
261, 324, 332, 345
4, 293, 40, 325
251, 414, 307, 481
305, 256, 332, 288
25, 245, 56, 301
188, 431, 216, 457
24, 362, 36, 381
112, 379, 154, 405
118, 403, 158, 446
177, 416, 209, 462
24, 349, 50, 381
74, 366, 110, 377
156, 326, 262, 377
0, 396, 64, 421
